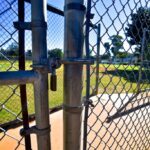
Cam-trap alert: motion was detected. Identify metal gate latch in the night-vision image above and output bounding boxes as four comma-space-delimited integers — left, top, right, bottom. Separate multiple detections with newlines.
48, 58, 61, 91
20, 125, 50, 136
63, 104, 83, 113
83, 97, 94, 107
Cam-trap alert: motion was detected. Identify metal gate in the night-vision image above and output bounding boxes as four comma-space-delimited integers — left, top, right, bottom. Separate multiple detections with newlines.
83, 0, 150, 149
0, 0, 64, 149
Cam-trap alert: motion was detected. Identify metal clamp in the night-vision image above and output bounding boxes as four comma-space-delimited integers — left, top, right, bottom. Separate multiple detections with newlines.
64, 3, 86, 12
86, 13, 95, 19
20, 126, 50, 136
13, 22, 31, 30
31, 21, 47, 28
61, 58, 94, 65
31, 64, 48, 73
14, 21, 47, 30
48, 58, 61, 73
63, 104, 83, 113
31, 58, 61, 72
31, 58, 94, 71
83, 97, 94, 107
89, 22, 98, 29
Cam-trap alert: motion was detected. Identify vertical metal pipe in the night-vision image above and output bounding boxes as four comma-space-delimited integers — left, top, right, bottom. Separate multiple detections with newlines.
31, 0, 51, 150
83, 0, 92, 149
95, 24, 101, 95
18, 0, 32, 149
63, 0, 85, 150
138, 28, 146, 92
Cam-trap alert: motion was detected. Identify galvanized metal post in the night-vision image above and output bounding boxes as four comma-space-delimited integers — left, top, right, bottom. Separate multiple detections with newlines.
138, 28, 146, 92
95, 24, 101, 95
83, 0, 92, 149
63, 0, 85, 150
31, 0, 51, 150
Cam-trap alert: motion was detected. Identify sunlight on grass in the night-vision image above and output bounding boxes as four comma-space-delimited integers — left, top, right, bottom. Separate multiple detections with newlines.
0, 60, 150, 123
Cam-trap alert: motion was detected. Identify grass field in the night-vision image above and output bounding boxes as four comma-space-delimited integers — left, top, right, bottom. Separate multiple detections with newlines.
0, 60, 150, 124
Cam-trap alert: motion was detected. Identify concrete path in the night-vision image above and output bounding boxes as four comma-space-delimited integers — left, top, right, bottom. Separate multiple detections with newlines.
0, 110, 63, 150
0, 93, 150, 150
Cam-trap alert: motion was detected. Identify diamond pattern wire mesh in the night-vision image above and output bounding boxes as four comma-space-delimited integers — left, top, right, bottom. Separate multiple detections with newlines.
24, 1, 64, 109
84, 0, 150, 149
0, 0, 64, 149
0, 0, 25, 149
47, 9, 64, 108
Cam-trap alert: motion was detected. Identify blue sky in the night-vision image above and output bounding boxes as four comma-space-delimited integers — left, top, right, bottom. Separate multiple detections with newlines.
89, 0, 150, 54
48, 0, 64, 10
0, 0, 150, 55
0, 0, 64, 53
24, 0, 64, 51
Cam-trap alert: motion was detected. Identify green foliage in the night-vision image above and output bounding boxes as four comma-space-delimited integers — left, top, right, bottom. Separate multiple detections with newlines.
6, 42, 19, 57
48, 48, 63, 59
126, 7, 150, 45
101, 53, 110, 60
109, 35, 123, 57
104, 42, 110, 52
116, 51, 130, 59
104, 42, 111, 57
0, 48, 5, 59
26, 50, 32, 56
125, 7, 150, 60
0, 48, 5, 53
1, 60, 150, 123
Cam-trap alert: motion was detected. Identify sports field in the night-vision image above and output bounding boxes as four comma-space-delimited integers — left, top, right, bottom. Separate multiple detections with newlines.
0, 60, 150, 124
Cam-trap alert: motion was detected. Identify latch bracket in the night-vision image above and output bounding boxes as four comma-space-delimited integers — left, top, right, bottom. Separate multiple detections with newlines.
20, 125, 50, 136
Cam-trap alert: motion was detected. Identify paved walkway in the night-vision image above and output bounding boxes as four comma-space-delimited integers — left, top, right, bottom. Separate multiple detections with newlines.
0, 110, 63, 150
0, 93, 149, 150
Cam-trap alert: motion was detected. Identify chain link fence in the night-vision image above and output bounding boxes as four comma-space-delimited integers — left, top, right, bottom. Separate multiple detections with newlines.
83, 0, 150, 149
0, 0, 25, 148
1, 0, 150, 149
0, 0, 64, 149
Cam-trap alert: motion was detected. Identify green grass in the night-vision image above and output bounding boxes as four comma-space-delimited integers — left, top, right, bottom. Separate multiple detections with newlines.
0, 60, 64, 124
0, 60, 150, 124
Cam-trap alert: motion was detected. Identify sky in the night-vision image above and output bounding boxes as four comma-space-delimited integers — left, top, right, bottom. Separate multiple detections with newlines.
0, 0, 64, 53
0, 0, 150, 56
89, 0, 150, 55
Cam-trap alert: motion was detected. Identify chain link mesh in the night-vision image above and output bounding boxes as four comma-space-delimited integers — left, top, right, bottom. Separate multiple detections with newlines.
83, 0, 150, 149
1, 0, 150, 149
47, 8, 64, 108
0, 0, 64, 149
0, 0, 25, 149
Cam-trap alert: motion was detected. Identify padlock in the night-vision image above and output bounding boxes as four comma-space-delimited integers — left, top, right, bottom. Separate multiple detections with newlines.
48, 57, 61, 91
50, 74, 57, 91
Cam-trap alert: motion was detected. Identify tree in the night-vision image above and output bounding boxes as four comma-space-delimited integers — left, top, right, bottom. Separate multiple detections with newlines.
109, 35, 123, 57
116, 51, 130, 59
104, 42, 111, 57
48, 48, 63, 59
26, 50, 32, 57
101, 54, 110, 60
6, 42, 18, 57
0, 48, 5, 59
0, 48, 5, 53
125, 7, 150, 60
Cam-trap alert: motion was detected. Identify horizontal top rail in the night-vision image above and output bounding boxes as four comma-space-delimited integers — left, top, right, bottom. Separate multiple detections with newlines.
0, 70, 38, 85
24, 0, 64, 16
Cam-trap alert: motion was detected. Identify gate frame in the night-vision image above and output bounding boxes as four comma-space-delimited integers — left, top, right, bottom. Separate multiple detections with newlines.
18, 0, 32, 148
0, 0, 51, 149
